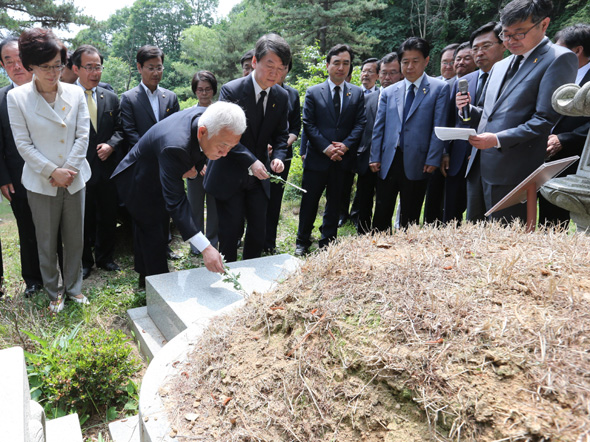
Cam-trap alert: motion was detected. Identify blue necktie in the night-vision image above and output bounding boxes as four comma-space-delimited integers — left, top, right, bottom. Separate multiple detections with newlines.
400, 84, 415, 150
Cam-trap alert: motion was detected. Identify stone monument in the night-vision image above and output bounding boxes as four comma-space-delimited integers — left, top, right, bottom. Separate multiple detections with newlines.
541, 82, 590, 231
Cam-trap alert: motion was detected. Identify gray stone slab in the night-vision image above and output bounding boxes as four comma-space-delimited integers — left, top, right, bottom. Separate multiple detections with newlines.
127, 307, 167, 361
45, 413, 83, 442
147, 254, 300, 341
109, 415, 140, 442
0, 346, 30, 442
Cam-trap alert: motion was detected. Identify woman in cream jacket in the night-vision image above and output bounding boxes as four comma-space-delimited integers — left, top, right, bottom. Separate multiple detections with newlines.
7, 28, 91, 312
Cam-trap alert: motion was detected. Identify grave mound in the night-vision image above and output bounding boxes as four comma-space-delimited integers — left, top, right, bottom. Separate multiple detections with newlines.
162, 223, 590, 441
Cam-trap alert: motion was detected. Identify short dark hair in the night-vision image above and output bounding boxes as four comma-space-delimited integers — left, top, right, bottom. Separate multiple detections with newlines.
441, 43, 460, 58
454, 41, 471, 58
500, 0, 553, 27
191, 70, 218, 96
0, 36, 18, 64
378, 52, 399, 69
136, 45, 164, 66
18, 28, 67, 71
240, 49, 254, 66
555, 24, 590, 57
326, 44, 354, 65
398, 37, 430, 60
254, 34, 291, 67
72, 45, 104, 68
470, 22, 502, 46
361, 57, 380, 73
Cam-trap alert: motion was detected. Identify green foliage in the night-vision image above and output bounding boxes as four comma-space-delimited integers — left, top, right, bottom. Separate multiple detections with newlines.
0, 0, 91, 33
180, 97, 199, 110
101, 57, 132, 96
284, 150, 303, 201
24, 326, 141, 419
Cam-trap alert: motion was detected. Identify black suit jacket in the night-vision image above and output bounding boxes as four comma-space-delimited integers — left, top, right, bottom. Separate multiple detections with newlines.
0, 84, 26, 193
283, 82, 301, 159
356, 90, 379, 176
112, 106, 206, 241
204, 75, 289, 200
120, 84, 180, 148
86, 86, 125, 186
551, 68, 590, 176
302, 80, 366, 172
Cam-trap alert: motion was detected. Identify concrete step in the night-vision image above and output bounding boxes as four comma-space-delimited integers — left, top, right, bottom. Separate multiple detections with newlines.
109, 415, 140, 442
146, 254, 301, 342
127, 307, 167, 362
46, 413, 83, 442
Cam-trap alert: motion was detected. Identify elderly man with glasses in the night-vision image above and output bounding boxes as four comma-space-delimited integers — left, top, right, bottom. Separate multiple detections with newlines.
456, 0, 577, 224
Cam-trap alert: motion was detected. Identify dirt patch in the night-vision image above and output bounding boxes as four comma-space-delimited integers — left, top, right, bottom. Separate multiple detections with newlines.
162, 223, 590, 441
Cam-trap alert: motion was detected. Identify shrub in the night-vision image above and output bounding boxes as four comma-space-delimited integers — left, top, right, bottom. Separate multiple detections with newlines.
284, 149, 304, 201
25, 325, 141, 419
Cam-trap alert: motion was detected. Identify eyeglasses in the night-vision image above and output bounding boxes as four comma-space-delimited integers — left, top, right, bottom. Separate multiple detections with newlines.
81, 65, 104, 72
499, 18, 546, 42
196, 87, 213, 93
143, 65, 164, 72
471, 42, 500, 53
441, 61, 454, 66
36, 64, 64, 72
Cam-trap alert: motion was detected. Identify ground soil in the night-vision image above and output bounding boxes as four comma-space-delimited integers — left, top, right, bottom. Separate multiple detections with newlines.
161, 223, 590, 442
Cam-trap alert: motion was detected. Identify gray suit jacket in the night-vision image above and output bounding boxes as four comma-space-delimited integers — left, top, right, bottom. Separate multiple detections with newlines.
466, 38, 578, 186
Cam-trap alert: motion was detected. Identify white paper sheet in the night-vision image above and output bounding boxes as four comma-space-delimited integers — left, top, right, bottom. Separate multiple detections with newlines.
434, 127, 477, 141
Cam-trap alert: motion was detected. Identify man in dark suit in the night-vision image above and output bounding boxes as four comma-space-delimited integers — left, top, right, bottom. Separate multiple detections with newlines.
120, 45, 180, 149
204, 34, 291, 262
240, 49, 255, 77
264, 60, 301, 254
112, 102, 246, 281
539, 24, 590, 226
295, 44, 366, 255
355, 52, 404, 233
0, 36, 43, 297
443, 23, 505, 223
458, 0, 578, 223
72, 45, 125, 279
370, 37, 450, 230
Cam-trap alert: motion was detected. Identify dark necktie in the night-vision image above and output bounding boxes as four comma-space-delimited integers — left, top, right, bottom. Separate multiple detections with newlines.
255, 90, 267, 136
399, 84, 415, 150
500, 55, 523, 95
475, 72, 489, 105
333, 85, 341, 120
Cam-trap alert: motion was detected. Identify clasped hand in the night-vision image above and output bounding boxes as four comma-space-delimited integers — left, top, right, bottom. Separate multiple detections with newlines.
325, 142, 348, 161
50, 168, 77, 187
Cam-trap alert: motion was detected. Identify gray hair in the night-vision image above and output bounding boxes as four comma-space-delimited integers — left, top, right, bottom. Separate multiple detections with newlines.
198, 101, 247, 137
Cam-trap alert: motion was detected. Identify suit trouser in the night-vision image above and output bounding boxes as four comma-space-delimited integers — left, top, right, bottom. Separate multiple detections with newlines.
355, 169, 377, 234
373, 151, 428, 231
443, 159, 468, 223
297, 163, 344, 248
424, 168, 445, 224
264, 160, 291, 251
216, 178, 267, 262
132, 207, 170, 277
187, 175, 218, 253
466, 154, 486, 222
10, 188, 43, 286
82, 177, 118, 268
27, 188, 85, 301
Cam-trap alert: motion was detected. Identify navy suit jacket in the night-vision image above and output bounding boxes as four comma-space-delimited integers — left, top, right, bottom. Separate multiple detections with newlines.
302, 80, 366, 172
357, 90, 380, 176
370, 74, 450, 181
204, 75, 289, 200
550, 68, 590, 176
466, 38, 578, 186
86, 86, 125, 186
446, 71, 479, 177
120, 84, 180, 148
112, 106, 205, 241
0, 84, 26, 193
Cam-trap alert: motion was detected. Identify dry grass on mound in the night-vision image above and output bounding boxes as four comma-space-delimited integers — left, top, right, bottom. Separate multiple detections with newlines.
163, 223, 590, 441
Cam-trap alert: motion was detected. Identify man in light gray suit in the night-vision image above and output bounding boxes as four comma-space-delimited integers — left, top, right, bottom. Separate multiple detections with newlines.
458, 0, 578, 222
370, 37, 450, 230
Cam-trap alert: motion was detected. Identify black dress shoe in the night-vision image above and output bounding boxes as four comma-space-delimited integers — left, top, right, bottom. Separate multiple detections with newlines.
294, 245, 308, 257
167, 251, 181, 260
98, 262, 121, 272
82, 267, 92, 280
24, 283, 42, 298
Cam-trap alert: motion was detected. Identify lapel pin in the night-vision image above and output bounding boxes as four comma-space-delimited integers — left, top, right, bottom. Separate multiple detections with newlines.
62, 106, 66, 111
100, 94, 104, 98
346, 92, 351, 97
167, 108, 170, 112
533, 58, 538, 63
163, 94, 166, 98
110, 112, 113, 116
423, 88, 426, 94
272, 103, 275, 108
